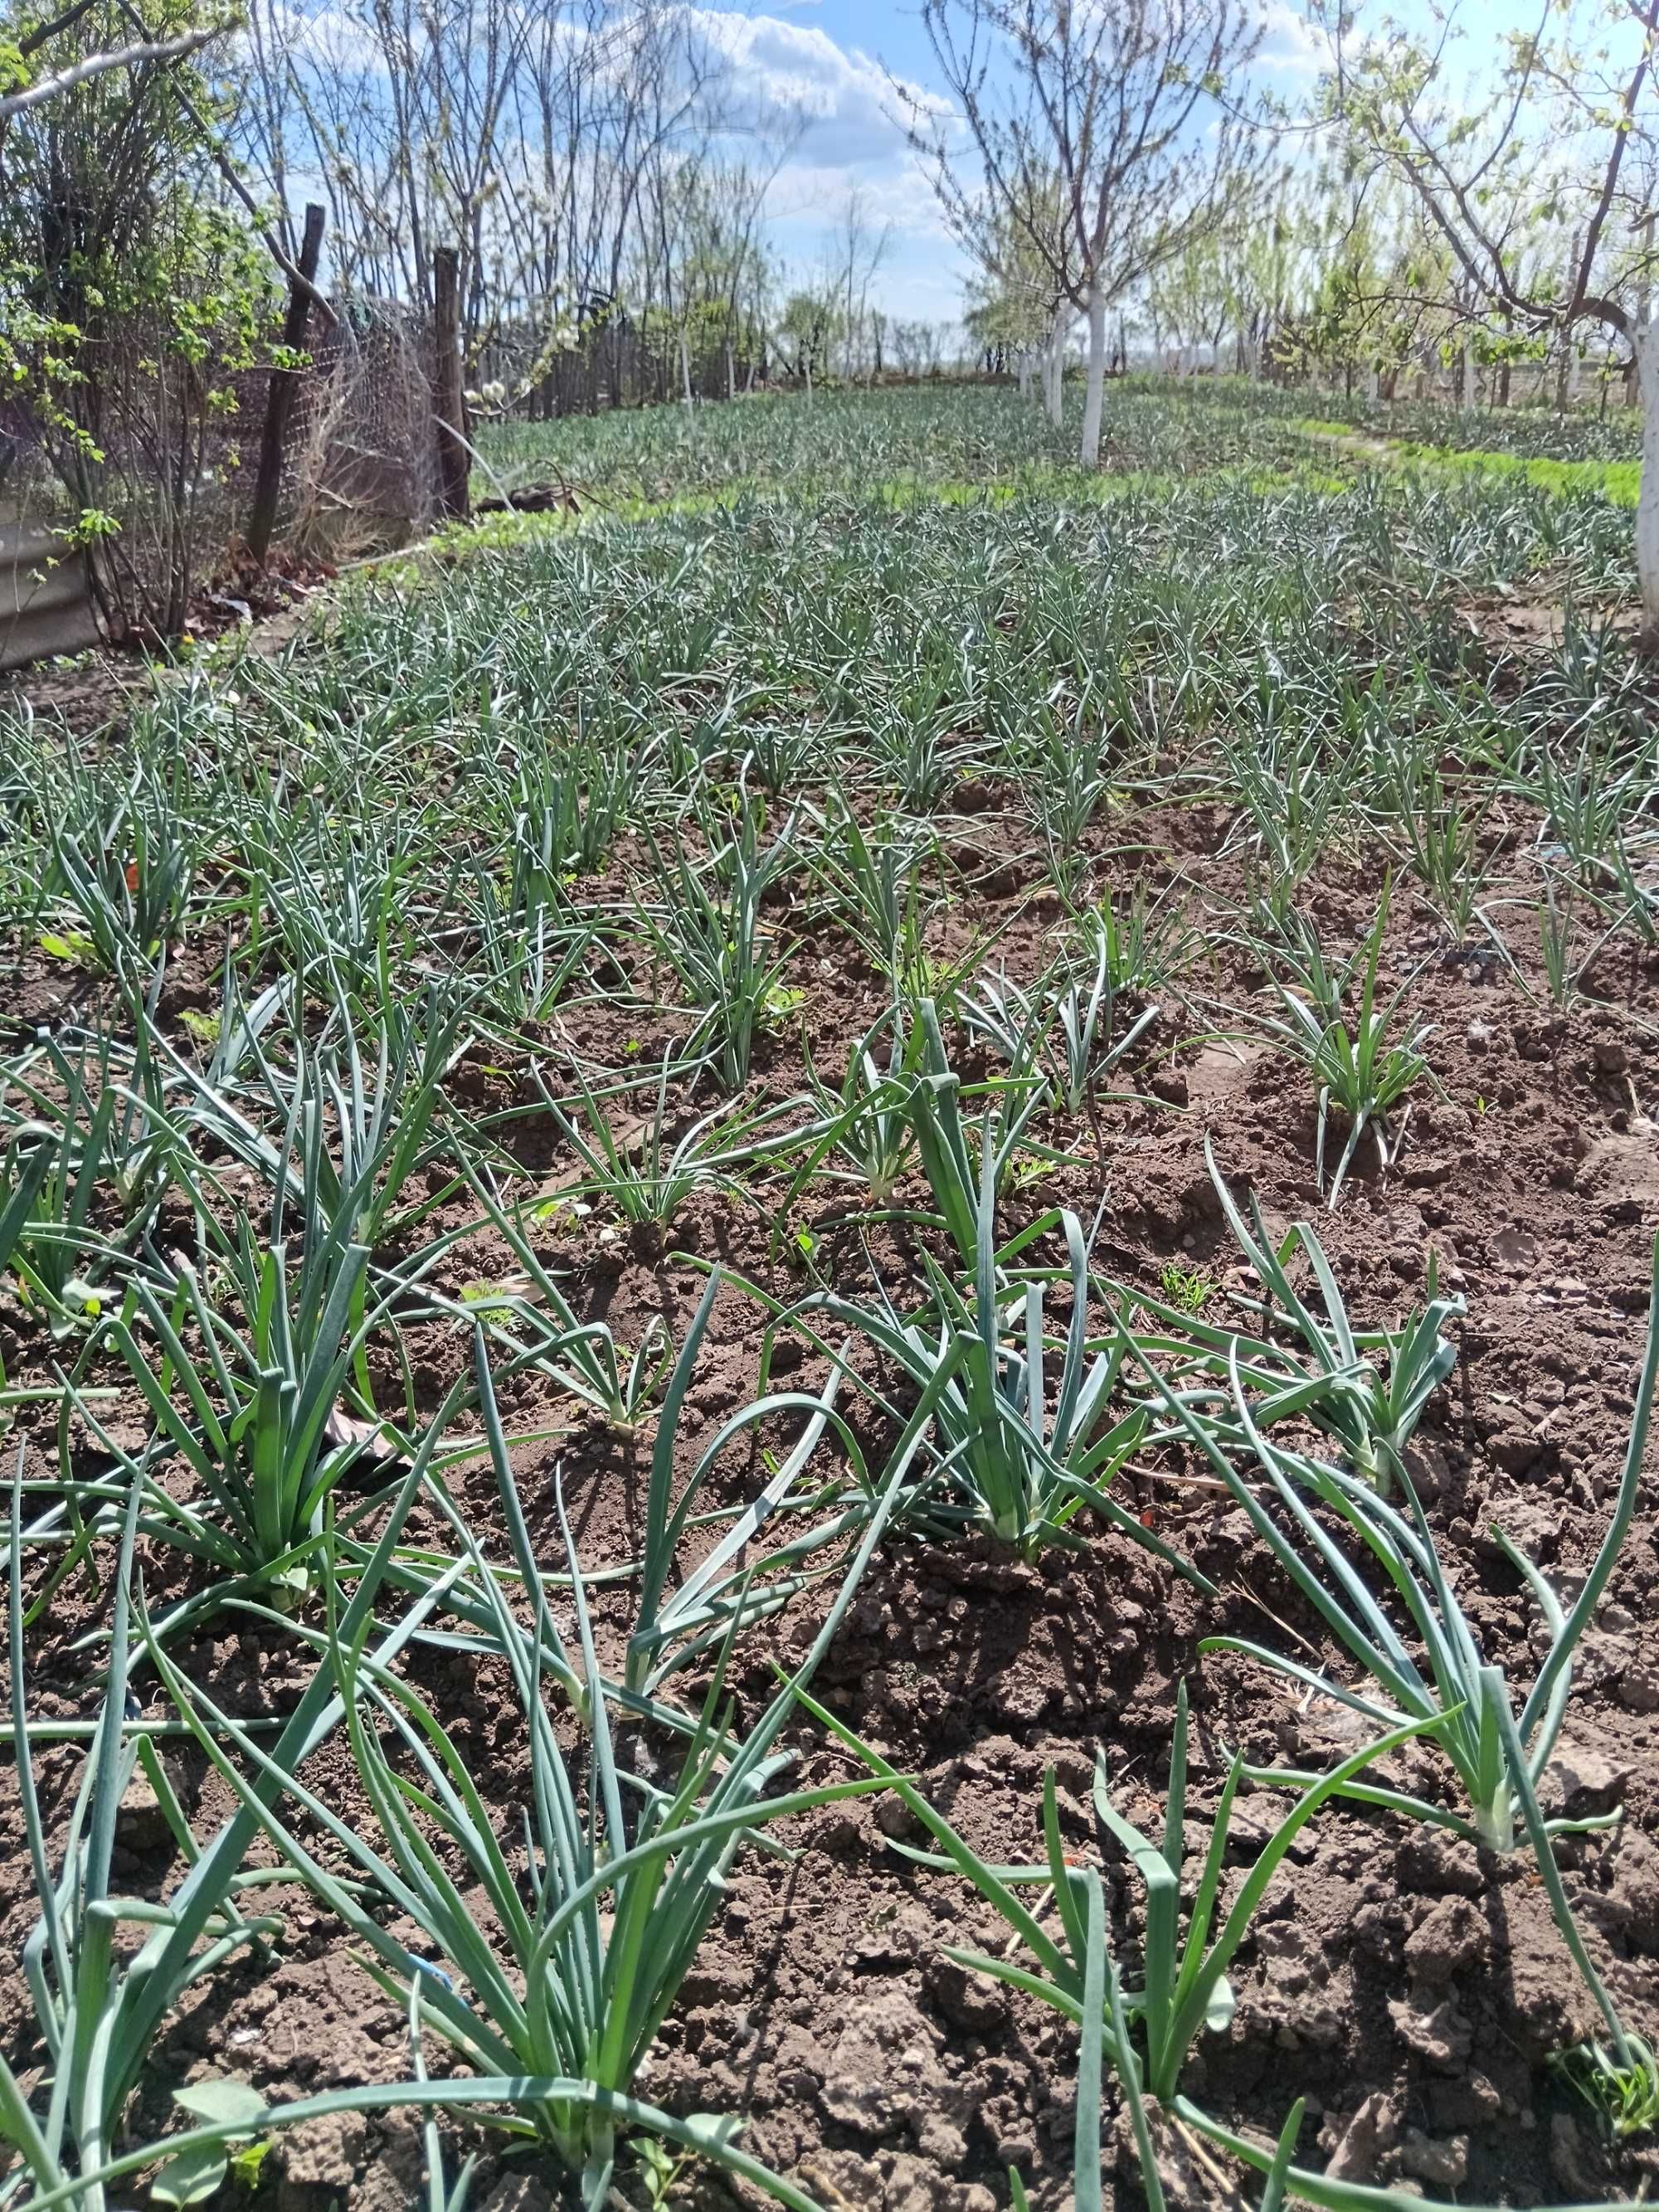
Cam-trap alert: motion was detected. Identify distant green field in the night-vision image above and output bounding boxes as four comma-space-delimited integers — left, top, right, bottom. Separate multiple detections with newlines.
1291, 412, 1642, 508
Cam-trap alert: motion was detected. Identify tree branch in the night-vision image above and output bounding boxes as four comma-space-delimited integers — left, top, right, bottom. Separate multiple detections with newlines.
0, 21, 217, 114
17, 0, 99, 57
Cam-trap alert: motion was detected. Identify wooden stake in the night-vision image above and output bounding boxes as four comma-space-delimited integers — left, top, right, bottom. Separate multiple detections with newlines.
246, 202, 325, 567
433, 245, 470, 522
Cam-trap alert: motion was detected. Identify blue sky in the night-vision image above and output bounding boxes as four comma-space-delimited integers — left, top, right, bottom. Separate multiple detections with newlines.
714, 0, 1334, 323
725, 0, 1570, 324
696, 2, 970, 323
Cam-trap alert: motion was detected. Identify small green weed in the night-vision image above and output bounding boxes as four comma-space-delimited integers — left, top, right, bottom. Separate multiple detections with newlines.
1159, 1261, 1214, 1314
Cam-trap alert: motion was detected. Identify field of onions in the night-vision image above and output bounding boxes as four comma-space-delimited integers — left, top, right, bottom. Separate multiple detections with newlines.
2, 378, 1658, 2212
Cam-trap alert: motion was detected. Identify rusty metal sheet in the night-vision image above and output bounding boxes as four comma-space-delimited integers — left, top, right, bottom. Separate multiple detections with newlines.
0, 518, 105, 670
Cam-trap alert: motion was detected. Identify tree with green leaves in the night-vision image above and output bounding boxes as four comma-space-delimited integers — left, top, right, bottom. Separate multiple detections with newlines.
1313, 0, 1659, 642
960, 176, 1073, 418
0, 0, 273, 633
777, 287, 840, 400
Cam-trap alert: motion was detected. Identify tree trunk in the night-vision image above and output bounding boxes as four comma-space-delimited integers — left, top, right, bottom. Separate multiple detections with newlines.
1634, 319, 1659, 651
1460, 336, 1476, 411
1633, 219, 1656, 413
1017, 351, 1031, 401
1559, 228, 1584, 414
1080, 275, 1107, 468
1044, 300, 1069, 426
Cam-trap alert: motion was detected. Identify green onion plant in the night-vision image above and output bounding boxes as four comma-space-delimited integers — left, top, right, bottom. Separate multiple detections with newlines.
1259, 882, 1434, 1205
533, 1051, 814, 1245
147, 1336, 902, 2212
0, 1395, 468, 2212
1123, 1141, 1463, 1493
636, 809, 796, 1088
805, 1182, 1196, 1573
1134, 1237, 1659, 2099
801, 1679, 1446, 2212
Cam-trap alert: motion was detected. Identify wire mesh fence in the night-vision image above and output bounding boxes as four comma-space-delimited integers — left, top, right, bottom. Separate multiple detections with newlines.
275, 298, 444, 558
0, 292, 446, 644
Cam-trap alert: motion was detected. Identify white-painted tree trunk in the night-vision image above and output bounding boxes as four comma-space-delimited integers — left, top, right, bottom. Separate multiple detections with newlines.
1557, 230, 1586, 413
1366, 363, 1380, 405
1568, 341, 1583, 406
1044, 301, 1070, 427
1017, 351, 1031, 401
1080, 275, 1107, 469
1460, 337, 1475, 411
679, 330, 693, 406
1633, 319, 1659, 649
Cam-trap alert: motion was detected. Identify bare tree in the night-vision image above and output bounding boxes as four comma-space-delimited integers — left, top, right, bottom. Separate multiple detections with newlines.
901, 0, 1269, 464
828, 186, 893, 382
235, 0, 747, 404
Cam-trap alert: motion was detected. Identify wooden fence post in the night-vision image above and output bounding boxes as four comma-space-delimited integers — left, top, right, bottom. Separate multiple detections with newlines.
246, 202, 326, 567
432, 246, 470, 521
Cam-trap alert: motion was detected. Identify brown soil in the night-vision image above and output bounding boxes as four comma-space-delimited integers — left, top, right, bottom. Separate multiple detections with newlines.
0, 552, 333, 735
3, 782, 1659, 2212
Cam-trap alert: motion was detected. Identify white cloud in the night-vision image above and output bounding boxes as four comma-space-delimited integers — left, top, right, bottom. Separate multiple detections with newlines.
766, 149, 951, 242
1257, 1, 1331, 79
247, 0, 389, 75
682, 7, 964, 309
685, 9, 951, 166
